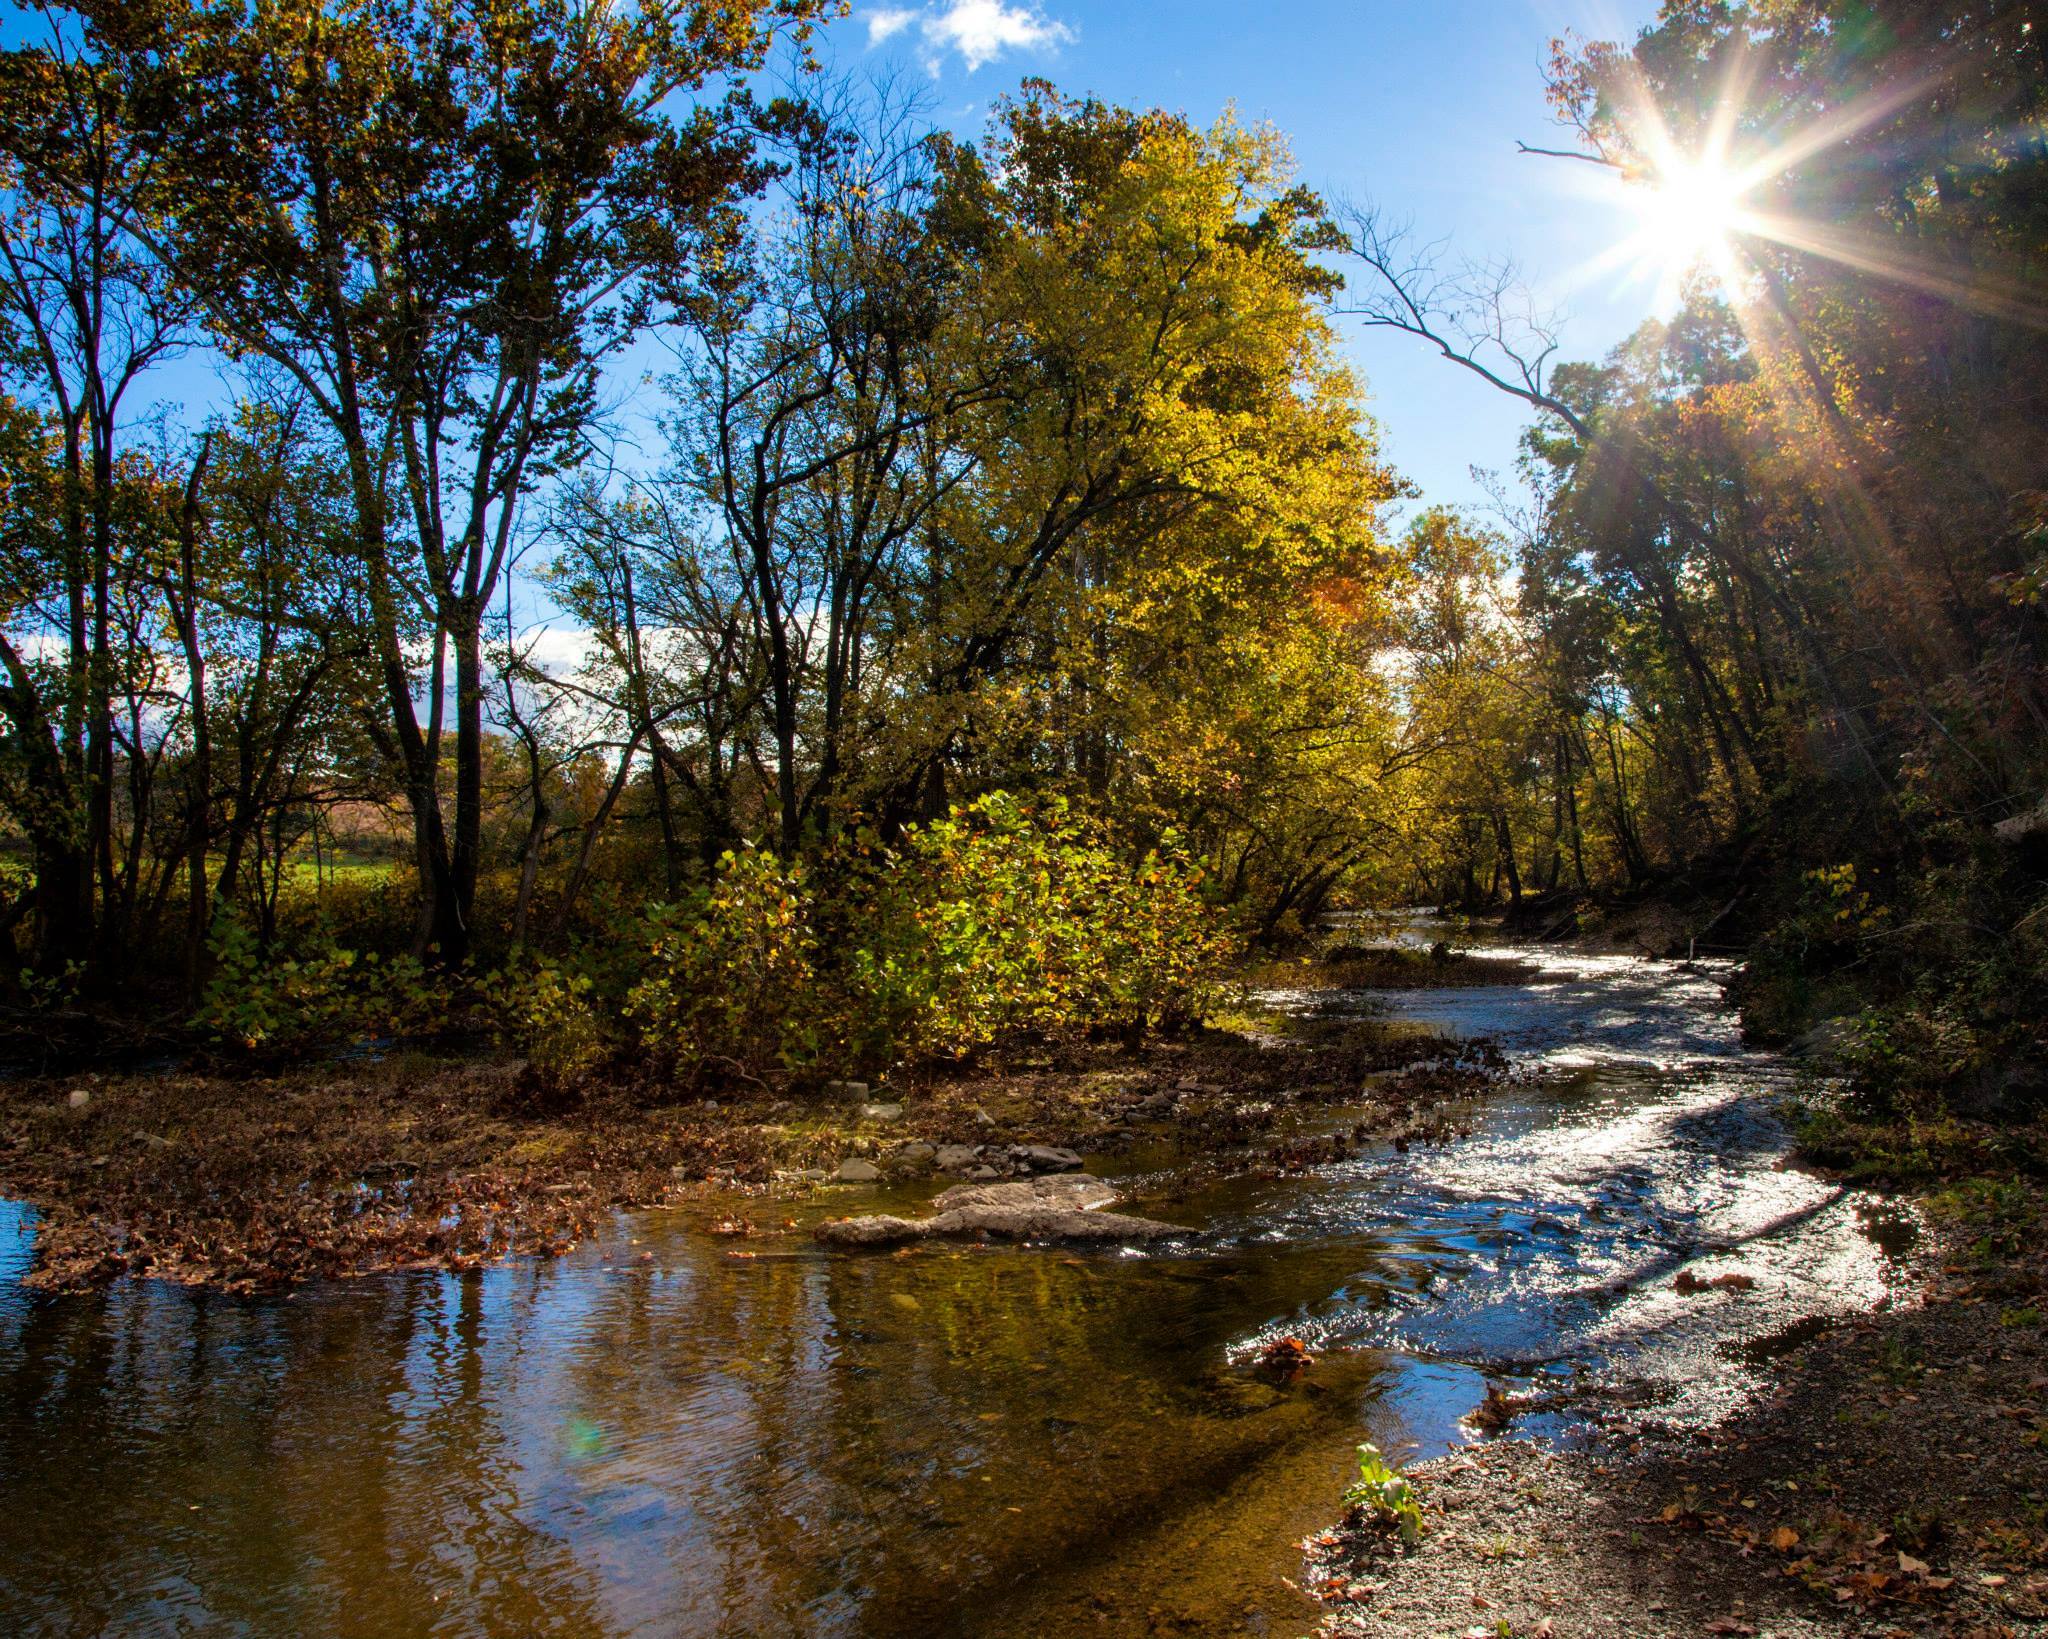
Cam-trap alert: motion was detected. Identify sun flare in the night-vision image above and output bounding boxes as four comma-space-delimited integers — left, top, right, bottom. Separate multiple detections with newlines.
1632, 156, 1749, 275
1576, 50, 2014, 322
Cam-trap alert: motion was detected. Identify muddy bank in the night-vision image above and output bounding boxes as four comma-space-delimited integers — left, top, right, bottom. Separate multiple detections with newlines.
0, 982, 1498, 1291
1302, 1203, 2048, 1638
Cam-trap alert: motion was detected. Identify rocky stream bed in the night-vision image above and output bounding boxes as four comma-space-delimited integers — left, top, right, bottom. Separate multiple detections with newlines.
1, 926, 2001, 1638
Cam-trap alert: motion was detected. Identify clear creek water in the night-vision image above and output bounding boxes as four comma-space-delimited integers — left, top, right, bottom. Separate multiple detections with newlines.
0, 933, 1910, 1638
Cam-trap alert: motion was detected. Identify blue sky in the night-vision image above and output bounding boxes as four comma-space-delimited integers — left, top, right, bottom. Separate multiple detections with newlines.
83, 0, 1680, 528
827, 0, 1669, 518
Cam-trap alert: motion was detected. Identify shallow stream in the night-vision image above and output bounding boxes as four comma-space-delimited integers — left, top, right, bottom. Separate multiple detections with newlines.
0, 930, 1910, 1638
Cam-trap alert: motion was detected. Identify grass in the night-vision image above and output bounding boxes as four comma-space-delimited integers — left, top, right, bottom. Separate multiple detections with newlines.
282, 859, 399, 885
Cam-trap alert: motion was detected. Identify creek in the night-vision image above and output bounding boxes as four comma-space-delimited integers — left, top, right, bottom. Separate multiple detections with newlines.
0, 926, 1910, 1637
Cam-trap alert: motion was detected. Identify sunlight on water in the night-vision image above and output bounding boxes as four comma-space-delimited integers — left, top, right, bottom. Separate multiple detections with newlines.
0, 931, 1909, 1638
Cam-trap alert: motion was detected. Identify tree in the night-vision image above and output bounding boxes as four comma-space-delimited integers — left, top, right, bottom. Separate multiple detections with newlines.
0, 19, 191, 976
56, 0, 828, 964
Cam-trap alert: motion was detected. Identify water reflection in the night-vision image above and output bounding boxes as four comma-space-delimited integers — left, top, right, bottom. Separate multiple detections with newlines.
0, 940, 1905, 1639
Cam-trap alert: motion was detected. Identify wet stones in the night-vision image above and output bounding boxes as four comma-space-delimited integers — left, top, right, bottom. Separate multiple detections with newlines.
814, 1174, 1182, 1249
925, 1142, 1081, 1178
1008, 1144, 1084, 1174
933, 1175, 1117, 1213
815, 1213, 927, 1245
832, 1158, 883, 1183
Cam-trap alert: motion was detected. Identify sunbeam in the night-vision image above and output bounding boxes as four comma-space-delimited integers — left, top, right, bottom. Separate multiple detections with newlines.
1585, 52, 1983, 319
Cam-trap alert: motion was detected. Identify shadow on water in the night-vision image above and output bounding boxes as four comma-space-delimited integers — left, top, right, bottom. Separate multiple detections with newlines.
0, 933, 1911, 1638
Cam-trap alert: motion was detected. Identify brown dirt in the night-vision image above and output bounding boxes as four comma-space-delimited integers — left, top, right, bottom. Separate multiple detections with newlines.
1301, 1212, 2048, 1639
0, 988, 1498, 1291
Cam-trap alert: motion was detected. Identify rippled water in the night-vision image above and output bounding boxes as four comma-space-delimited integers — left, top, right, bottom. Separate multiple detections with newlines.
0, 934, 1909, 1638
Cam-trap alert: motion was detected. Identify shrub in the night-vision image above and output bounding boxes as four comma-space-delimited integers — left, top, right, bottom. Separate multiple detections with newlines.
836, 793, 1235, 1066
624, 849, 821, 1079
484, 955, 607, 1084
194, 915, 447, 1052
193, 794, 1239, 1085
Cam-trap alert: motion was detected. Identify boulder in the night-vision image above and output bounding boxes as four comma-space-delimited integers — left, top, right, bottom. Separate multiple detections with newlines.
929, 1204, 1179, 1242
1958, 1064, 2048, 1123
1008, 1144, 1083, 1174
933, 1144, 983, 1174
894, 1141, 937, 1163
833, 1158, 883, 1183
1995, 795, 2048, 845
1789, 1016, 1856, 1062
814, 1173, 1182, 1249
933, 1175, 1118, 1213
814, 1214, 928, 1247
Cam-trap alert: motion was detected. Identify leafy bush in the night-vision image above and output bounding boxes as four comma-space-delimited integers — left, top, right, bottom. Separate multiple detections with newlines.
624, 849, 822, 1078
484, 956, 607, 1084
192, 793, 1237, 1086
836, 793, 1234, 1066
1839, 1000, 1988, 1105
268, 862, 420, 962
195, 916, 447, 1052
619, 796, 1234, 1081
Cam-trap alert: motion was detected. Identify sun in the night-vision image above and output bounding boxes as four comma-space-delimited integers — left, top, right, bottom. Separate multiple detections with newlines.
1632, 155, 1750, 273
1578, 137, 1759, 309
1565, 54, 2041, 331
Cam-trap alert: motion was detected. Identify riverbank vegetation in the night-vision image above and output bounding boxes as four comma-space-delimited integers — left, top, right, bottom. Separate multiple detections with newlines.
0, 0, 2042, 1221
0, 0, 1417, 1081
2, 7, 2048, 1637
1333, 0, 2048, 1135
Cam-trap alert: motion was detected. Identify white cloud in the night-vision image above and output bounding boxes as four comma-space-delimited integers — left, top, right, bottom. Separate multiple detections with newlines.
864, 0, 1075, 73
864, 7, 918, 45
521, 624, 602, 678
926, 0, 1074, 69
